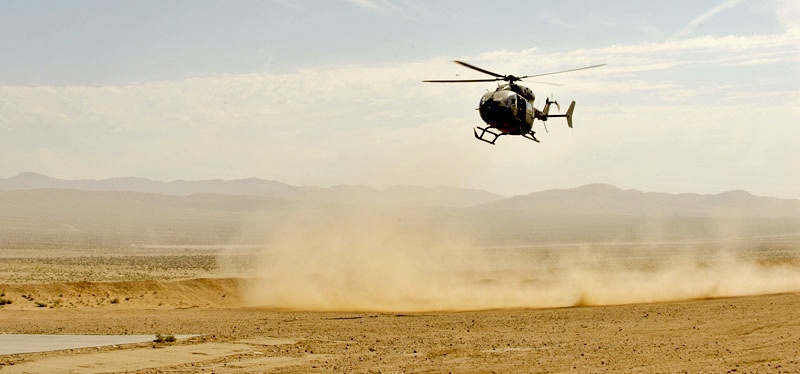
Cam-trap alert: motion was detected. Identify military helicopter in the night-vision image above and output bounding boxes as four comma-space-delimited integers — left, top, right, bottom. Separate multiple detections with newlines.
424, 61, 605, 145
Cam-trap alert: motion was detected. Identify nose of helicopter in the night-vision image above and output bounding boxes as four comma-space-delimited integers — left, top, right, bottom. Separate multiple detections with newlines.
478, 91, 518, 126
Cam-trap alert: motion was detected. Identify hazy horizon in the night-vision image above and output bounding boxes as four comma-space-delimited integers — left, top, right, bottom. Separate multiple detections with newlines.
2, 170, 797, 200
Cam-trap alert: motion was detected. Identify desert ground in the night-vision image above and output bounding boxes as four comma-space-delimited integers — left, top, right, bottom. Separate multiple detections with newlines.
2, 189, 800, 373
1, 243, 800, 374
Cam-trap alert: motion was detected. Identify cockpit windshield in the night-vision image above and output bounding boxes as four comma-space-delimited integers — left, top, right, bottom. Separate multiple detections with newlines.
481, 91, 517, 108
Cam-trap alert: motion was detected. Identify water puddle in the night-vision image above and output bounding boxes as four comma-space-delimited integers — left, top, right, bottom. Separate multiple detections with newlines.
0, 334, 198, 355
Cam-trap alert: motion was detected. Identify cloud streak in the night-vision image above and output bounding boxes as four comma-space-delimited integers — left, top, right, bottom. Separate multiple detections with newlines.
672, 0, 747, 39
345, 0, 424, 17
776, 0, 800, 30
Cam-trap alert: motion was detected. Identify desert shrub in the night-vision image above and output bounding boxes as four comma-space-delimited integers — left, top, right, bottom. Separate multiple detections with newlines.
154, 334, 176, 343
0, 298, 11, 305
35, 302, 47, 308
110, 298, 119, 304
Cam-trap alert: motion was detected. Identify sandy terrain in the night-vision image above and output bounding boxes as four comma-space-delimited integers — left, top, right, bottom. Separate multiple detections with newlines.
1, 285, 800, 373
1, 252, 800, 373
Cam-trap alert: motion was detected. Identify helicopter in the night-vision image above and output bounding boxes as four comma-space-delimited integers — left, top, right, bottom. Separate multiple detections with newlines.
423, 60, 605, 145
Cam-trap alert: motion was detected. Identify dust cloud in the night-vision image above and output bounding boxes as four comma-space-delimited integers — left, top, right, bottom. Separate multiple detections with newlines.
238, 207, 800, 312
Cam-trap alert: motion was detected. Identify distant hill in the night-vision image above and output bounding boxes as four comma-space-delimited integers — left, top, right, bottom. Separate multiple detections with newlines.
4, 173, 800, 216
480, 183, 800, 217
2, 179, 799, 249
0, 172, 503, 208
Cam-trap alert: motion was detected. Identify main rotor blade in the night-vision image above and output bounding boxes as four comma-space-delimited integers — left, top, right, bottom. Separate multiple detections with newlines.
521, 64, 606, 79
528, 81, 564, 86
453, 60, 505, 78
422, 78, 501, 83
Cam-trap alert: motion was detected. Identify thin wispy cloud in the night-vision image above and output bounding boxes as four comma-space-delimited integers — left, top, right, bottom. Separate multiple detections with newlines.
462, 32, 798, 81
672, 0, 747, 39
541, 10, 571, 28
268, 0, 305, 10
776, 0, 800, 30
346, 0, 402, 14
344, 0, 428, 19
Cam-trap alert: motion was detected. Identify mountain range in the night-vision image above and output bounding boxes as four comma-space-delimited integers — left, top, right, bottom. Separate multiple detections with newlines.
2, 172, 799, 249
3, 172, 800, 217
0, 172, 502, 208
481, 183, 800, 217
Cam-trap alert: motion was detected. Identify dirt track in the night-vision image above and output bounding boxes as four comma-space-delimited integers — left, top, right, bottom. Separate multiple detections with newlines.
2, 277, 800, 373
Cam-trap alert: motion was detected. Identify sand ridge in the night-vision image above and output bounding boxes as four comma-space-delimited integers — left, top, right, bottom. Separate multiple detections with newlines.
0, 278, 241, 310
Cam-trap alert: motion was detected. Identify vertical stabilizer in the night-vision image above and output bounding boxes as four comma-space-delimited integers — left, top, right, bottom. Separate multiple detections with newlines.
565, 101, 575, 128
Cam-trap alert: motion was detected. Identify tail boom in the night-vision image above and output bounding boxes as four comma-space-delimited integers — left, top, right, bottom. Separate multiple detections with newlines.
545, 100, 576, 128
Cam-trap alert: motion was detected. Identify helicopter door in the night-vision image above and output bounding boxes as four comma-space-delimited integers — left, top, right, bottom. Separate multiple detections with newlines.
515, 96, 527, 122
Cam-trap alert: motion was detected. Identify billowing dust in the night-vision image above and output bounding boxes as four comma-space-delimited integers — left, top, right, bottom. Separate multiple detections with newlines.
237, 207, 800, 312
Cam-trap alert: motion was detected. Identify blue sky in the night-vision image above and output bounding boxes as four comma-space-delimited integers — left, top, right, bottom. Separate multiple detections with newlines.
1, 0, 799, 198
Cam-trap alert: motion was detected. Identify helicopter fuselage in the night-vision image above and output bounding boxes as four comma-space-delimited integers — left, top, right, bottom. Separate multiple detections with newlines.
478, 84, 543, 136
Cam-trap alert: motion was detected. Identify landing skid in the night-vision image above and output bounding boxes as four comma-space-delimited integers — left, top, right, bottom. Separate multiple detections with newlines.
521, 131, 540, 143
473, 126, 502, 145
474, 126, 539, 145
